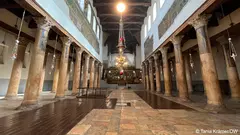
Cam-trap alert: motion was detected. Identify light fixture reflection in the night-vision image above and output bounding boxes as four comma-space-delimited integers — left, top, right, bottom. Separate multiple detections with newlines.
117, 2, 126, 13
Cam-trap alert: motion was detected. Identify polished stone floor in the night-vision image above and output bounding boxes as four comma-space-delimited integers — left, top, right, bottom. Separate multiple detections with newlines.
67, 90, 240, 135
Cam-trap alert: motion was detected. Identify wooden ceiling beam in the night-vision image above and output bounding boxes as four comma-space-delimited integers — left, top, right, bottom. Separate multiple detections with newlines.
0, 4, 21, 9
101, 22, 143, 25
94, 2, 151, 7
103, 28, 141, 31
99, 13, 146, 17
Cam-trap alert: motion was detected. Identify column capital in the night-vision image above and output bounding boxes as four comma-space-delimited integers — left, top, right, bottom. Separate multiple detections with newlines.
160, 46, 169, 55
216, 36, 229, 46
189, 14, 211, 30
170, 35, 184, 45
153, 53, 160, 60
148, 58, 154, 64
18, 37, 30, 46
84, 53, 90, 60
61, 37, 72, 47
34, 17, 53, 32
75, 46, 84, 54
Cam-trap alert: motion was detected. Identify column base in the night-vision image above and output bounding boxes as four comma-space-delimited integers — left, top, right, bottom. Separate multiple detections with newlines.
204, 104, 229, 113
3, 95, 18, 100
16, 100, 41, 111
178, 97, 191, 102
71, 93, 78, 96
164, 93, 172, 97
55, 96, 65, 101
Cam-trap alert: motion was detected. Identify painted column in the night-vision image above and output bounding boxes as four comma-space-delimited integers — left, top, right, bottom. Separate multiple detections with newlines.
89, 58, 95, 88
217, 36, 240, 100
171, 36, 189, 101
190, 15, 223, 108
149, 59, 155, 92
97, 64, 102, 88
145, 62, 150, 91
141, 64, 146, 89
52, 54, 60, 93
154, 54, 161, 93
184, 52, 193, 93
72, 47, 83, 95
5, 38, 29, 99
160, 46, 172, 96
82, 54, 90, 88
94, 62, 99, 88
55, 37, 72, 98
38, 51, 49, 95
20, 18, 52, 106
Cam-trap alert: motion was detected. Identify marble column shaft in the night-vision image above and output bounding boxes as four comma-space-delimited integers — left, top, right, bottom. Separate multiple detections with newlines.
38, 51, 49, 95
21, 18, 52, 105
97, 65, 102, 88
5, 38, 29, 99
217, 36, 240, 99
149, 59, 155, 91
141, 64, 146, 89
171, 36, 189, 100
154, 54, 161, 92
184, 52, 193, 93
145, 62, 150, 91
52, 55, 60, 93
65, 61, 71, 91
72, 47, 83, 94
190, 15, 223, 106
82, 54, 90, 88
94, 63, 99, 88
89, 59, 95, 88
55, 37, 72, 98
160, 47, 172, 96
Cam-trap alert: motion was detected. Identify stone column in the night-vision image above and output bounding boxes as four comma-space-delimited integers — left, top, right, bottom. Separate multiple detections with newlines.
55, 37, 72, 98
5, 38, 29, 99
149, 58, 155, 91
94, 62, 99, 88
38, 51, 49, 95
89, 58, 95, 88
72, 47, 83, 95
20, 18, 52, 106
160, 46, 172, 96
184, 52, 193, 93
145, 62, 150, 91
82, 54, 90, 88
65, 61, 71, 91
141, 64, 146, 89
52, 54, 60, 93
217, 36, 240, 100
154, 54, 161, 93
190, 15, 223, 109
97, 64, 102, 88
171, 36, 189, 101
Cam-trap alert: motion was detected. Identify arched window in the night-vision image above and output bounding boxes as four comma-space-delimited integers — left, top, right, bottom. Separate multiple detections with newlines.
87, 4, 92, 23
148, 15, 151, 31
78, 0, 84, 10
93, 17, 96, 32
153, 3, 157, 21
160, 0, 165, 8
144, 25, 147, 38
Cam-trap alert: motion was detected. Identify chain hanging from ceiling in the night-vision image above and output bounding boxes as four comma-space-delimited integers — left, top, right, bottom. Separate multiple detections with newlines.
49, 35, 58, 75
220, 4, 237, 62
12, 10, 26, 60
115, 6, 128, 75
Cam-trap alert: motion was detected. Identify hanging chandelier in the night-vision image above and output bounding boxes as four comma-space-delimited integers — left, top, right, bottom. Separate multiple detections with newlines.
115, 2, 127, 75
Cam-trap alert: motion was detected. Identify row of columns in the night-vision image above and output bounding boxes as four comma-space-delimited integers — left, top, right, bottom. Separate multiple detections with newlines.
3, 17, 102, 108
142, 14, 240, 110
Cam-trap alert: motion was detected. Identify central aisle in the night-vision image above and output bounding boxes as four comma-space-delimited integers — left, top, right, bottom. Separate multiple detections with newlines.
67, 90, 239, 135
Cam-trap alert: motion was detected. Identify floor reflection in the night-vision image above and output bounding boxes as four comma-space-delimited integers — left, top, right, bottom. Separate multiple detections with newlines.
0, 98, 117, 135
134, 91, 192, 110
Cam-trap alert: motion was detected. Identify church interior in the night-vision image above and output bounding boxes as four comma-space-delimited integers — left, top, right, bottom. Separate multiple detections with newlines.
0, 0, 240, 134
